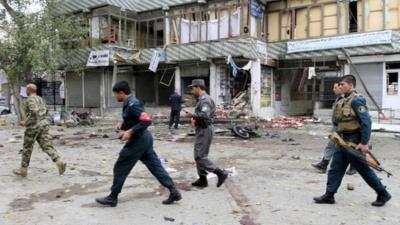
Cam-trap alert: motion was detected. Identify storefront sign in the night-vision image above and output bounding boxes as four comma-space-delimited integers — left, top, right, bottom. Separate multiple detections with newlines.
87, 50, 110, 67
287, 30, 392, 53
149, 50, 160, 72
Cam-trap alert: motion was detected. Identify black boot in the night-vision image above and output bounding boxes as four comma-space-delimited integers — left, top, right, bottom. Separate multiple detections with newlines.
191, 175, 208, 188
313, 192, 335, 204
372, 190, 391, 207
162, 187, 182, 205
311, 159, 329, 173
214, 168, 229, 188
95, 193, 118, 207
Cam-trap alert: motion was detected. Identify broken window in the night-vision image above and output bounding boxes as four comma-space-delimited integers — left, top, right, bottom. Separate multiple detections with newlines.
175, 6, 242, 44
349, 0, 358, 32
387, 72, 399, 95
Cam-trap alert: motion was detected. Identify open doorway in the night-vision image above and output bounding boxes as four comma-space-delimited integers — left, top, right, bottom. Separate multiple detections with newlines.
349, 0, 358, 32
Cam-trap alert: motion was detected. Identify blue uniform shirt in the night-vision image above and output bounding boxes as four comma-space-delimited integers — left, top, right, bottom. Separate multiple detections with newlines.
121, 96, 152, 138
169, 93, 184, 111
350, 94, 372, 145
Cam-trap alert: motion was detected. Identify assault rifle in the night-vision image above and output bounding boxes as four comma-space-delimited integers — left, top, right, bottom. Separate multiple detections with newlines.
329, 132, 393, 178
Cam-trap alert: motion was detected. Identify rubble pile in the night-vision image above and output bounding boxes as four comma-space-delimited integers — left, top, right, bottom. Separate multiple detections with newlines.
270, 116, 310, 129
215, 90, 251, 120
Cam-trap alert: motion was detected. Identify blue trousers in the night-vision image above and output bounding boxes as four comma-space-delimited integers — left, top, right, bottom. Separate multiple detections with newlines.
326, 134, 385, 194
111, 131, 175, 194
323, 140, 336, 161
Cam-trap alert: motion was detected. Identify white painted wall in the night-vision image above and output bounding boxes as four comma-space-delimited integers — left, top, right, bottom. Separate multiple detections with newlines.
383, 69, 400, 110
251, 59, 261, 117
258, 66, 275, 118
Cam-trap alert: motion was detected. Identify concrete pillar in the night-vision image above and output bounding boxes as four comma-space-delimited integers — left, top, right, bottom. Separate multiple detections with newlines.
209, 62, 218, 104
82, 71, 85, 109
174, 66, 181, 94
100, 69, 106, 117
344, 64, 350, 75
154, 73, 159, 105
251, 59, 261, 117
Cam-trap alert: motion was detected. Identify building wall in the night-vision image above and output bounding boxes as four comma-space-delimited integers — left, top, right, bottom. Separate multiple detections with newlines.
84, 70, 101, 108
66, 72, 83, 107
350, 63, 384, 108
135, 72, 156, 105
66, 69, 101, 108
106, 68, 136, 108
267, 0, 400, 42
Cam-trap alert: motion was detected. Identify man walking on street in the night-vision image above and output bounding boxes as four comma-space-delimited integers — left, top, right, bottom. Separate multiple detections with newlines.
185, 79, 228, 188
313, 75, 391, 207
13, 84, 66, 177
169, 90, 184, 129
96, 81, 182, 207
312, 83, 356, 175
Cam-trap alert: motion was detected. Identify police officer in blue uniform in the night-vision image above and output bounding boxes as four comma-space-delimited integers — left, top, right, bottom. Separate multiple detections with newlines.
96, 81, 182, 207
169, 91, 185, 129
312, 83, 356, 175
314, 75, 391, 207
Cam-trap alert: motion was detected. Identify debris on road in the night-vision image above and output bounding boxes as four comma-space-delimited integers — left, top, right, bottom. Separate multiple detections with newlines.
270, 116, 310, 129
163, 216, 175, 222
291, 156, 301, 160
8, 138, 18, 143
347, 183, 355, 191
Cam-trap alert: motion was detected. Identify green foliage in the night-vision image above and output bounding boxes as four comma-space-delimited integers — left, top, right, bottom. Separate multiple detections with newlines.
0, 0, 87, 82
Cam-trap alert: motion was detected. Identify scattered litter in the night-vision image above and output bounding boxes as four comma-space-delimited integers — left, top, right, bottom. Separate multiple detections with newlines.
165, 167, 177, 173
265, 132, 280, 138
8, 138, 17, 143
272, 209, 281, 213
64, 189, 71, 193
102, 134, 109, 138
291, 156, 301, 160
207, 167, 237, 179
225, 167, 238, 177
347, 183, 355, 191
81, 185, 86, 189
271, 116, 309, 129
232, 208, 241, 214
164, 216, 175, 222
308, 130, 317, 136
101, 159, 107, 164
14, 135, 22, 139
57, 128, 65, 132
0, 144, 4, 148
155, 192, 161, 196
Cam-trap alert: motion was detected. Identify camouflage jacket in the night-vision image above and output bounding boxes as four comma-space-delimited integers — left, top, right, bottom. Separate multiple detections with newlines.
25, 94, 50, 127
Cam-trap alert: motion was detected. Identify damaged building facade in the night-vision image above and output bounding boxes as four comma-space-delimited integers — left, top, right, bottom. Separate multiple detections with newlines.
59, 0, 273, 118
267, 0, 400, 118
60, 0, 400, 119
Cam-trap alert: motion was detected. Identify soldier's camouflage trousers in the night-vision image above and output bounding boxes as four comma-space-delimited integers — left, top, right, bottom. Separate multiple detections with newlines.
21, 126, 60, 168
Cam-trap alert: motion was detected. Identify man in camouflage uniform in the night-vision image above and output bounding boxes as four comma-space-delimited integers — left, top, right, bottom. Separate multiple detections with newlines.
13, 84, 66, 177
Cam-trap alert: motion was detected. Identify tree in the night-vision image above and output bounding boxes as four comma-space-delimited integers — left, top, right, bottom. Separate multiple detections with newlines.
0, 0, 86, 121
